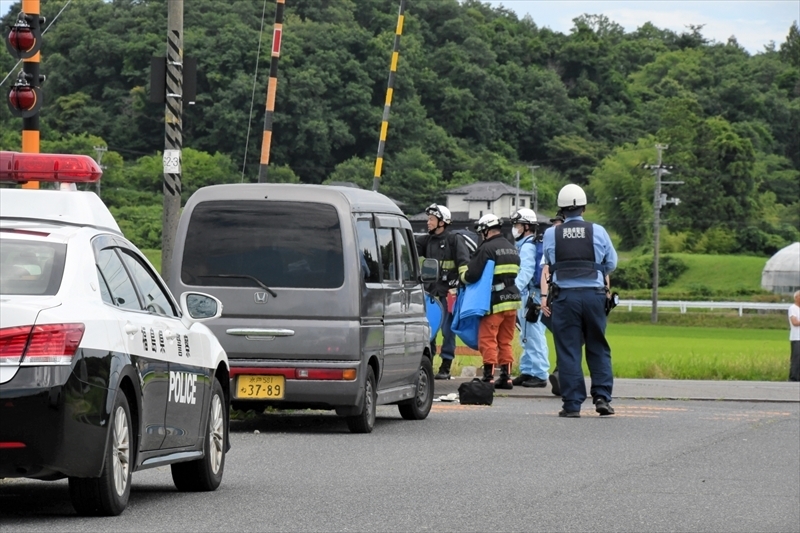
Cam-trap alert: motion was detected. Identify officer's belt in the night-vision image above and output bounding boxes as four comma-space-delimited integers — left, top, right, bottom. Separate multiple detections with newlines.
551, 260, 606, 274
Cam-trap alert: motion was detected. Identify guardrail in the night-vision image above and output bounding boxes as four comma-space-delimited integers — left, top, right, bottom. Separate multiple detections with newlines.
618, 300, 787, 317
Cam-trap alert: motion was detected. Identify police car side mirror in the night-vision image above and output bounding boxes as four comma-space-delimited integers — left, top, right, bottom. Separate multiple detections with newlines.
180, 292, 223, 321
420, 258, 439, 283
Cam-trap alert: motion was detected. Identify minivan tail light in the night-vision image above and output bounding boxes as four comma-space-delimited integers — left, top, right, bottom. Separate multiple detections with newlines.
0, 323, 84, 365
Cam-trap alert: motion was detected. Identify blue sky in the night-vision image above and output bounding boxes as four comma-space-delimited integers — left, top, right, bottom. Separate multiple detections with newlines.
486, 0, 798, 54
2, 0, 797, 55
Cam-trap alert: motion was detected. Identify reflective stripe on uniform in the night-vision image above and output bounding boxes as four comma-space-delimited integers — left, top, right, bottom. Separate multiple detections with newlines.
492, 301, 521, 313
494, 264, 519, 275
440, 260, 455, 270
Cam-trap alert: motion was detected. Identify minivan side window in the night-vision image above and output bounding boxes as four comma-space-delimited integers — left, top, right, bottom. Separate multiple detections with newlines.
396, 228, 415, 283
376, 228, 397, 282
355, 218, 381, 284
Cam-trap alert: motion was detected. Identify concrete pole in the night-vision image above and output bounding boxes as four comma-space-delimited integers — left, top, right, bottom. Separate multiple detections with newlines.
651, 143, 668, 323
161, 0, 183, 282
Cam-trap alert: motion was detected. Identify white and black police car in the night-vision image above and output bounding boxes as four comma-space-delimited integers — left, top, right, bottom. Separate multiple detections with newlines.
0, 151, 230, 516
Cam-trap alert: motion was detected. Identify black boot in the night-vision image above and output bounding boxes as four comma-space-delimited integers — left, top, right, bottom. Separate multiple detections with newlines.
495, 364, 514, 390
435, 358, 452, 380
481, 364, 495, 383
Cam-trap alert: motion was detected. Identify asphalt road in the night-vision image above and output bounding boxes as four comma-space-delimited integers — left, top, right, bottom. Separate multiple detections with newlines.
2, 397, 799, 532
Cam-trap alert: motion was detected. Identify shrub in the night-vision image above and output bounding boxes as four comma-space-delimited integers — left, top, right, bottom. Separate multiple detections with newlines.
613, 255, 688, 290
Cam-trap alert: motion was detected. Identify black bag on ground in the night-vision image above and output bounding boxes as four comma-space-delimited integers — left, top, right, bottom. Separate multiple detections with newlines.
458, 378, 494, 405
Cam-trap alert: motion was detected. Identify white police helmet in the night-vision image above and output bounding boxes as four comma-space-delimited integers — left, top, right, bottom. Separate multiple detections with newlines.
557, 184, 587, 208
510, 208, 538, 225
475, 213, 502, 233
425, 203, 452, 224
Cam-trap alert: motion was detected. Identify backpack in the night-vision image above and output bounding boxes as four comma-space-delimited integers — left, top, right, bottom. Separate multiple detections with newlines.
450, 228, 479, 258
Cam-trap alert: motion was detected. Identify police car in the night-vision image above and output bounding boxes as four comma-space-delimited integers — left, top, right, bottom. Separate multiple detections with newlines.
0, 151, 230, 516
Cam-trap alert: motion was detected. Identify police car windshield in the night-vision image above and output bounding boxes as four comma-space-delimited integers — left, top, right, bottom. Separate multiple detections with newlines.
0, 239, 66, 296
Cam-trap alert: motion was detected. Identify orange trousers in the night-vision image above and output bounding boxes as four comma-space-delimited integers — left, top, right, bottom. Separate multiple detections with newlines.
478, 310, 517, 366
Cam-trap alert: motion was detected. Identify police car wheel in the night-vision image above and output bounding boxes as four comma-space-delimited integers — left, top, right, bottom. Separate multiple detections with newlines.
398, 356, 434, 420
69, 391, 133, 516
346, 367, 376, 434
171, 378, 227, 491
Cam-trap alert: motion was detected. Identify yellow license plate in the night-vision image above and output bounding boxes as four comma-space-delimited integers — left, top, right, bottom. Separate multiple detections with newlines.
236, 375, 285, 399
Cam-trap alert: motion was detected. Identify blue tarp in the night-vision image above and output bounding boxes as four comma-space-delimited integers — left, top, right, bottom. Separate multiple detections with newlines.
425, 293, 445, 342
451, 260, 494, 351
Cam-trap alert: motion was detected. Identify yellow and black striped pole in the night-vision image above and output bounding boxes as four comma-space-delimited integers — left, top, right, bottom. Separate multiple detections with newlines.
372, 0, 406, 192
21, 0, 41, 189
258, 0, 285, 183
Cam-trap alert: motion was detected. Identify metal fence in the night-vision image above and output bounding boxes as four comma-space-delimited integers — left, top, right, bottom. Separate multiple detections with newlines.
618, 300, 787, 317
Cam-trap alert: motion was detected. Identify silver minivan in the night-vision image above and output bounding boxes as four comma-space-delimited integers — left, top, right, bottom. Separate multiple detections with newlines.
167, 184, 436, 433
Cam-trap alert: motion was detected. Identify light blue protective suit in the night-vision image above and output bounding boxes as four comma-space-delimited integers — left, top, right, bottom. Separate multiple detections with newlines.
515, 235, 549, 380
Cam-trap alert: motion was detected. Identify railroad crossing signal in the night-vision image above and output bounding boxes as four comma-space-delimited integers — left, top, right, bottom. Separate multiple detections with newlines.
4, 12, 44, 59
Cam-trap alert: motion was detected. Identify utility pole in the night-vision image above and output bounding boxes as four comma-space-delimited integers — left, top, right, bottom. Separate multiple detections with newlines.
651, 144, 666, 323
258, 0, 285, 183
642, 144, 681, 323
372, 0, 406, 192
161, 0, 183, 283
529, 165, 540, 213
514, 170, 520, 215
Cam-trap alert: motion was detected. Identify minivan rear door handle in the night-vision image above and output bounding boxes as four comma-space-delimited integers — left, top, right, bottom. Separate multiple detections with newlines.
226, 328, 295, 338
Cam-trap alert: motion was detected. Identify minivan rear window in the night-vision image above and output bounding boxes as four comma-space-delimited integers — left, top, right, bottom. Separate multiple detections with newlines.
181, 201, 344, 289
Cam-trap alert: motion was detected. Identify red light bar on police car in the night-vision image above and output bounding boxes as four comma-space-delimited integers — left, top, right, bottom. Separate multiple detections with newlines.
0, 151, 103, 183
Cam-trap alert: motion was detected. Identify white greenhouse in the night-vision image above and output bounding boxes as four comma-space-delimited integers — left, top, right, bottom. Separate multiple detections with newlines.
761, 242, 800, 295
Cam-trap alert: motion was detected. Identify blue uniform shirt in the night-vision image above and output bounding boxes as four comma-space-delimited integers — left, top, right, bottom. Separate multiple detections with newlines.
542, 215, 617, 289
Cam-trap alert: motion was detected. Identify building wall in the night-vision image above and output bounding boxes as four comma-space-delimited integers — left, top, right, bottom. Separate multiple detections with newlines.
447, 194, 532, 220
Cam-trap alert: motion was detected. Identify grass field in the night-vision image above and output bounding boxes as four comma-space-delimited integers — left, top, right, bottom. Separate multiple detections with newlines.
443, 324, 790, 381
143, 249, 161, 273
662, 253, 768, 293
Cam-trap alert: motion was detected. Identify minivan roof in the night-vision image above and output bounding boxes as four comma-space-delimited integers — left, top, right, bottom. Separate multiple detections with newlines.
184, 183, 405, 216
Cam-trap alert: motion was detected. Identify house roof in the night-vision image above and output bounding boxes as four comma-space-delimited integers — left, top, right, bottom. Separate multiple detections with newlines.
444, 181, 532, 202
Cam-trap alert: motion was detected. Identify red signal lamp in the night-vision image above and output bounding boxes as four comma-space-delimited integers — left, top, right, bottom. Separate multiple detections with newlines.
7, 72, 44, 118
4, 13, 44, 59
0, 152, 103, 183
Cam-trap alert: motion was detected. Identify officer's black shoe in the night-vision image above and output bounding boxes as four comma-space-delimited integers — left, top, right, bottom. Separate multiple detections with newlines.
481, 364, 495, 383
594, 398, 615, 416
511, 373, 533, 386
521, 376, 547, 388
435, 358, 452, 380
558, 410, 580, 418
549, 372, 561, 396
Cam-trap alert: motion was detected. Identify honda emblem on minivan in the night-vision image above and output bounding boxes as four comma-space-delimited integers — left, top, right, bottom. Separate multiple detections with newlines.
254, 292, 269, 304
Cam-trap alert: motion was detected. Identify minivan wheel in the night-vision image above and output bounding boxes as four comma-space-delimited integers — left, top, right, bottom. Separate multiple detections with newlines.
398, 356, 434, 420
346, 367, 376, 434
69, 391, 132, 516
171, 378, 227, 491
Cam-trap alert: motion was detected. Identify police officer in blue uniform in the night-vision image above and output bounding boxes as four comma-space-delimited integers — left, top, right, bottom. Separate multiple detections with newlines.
541, 185, 618, 418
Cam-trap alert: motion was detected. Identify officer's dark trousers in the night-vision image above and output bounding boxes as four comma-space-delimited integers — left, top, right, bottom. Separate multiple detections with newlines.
431, 305, 456, 361
551, 288, 613, 413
